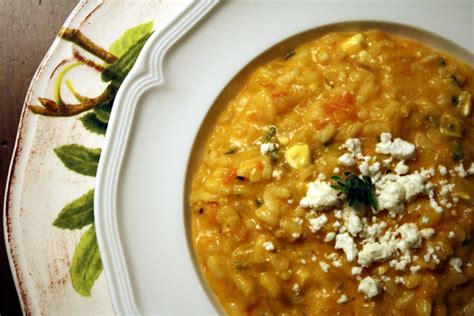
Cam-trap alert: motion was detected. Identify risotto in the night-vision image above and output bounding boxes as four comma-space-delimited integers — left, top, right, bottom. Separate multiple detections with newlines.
189, 30, 474, 315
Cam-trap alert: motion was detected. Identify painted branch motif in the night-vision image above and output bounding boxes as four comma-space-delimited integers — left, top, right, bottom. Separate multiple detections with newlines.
27, 21, 154, 296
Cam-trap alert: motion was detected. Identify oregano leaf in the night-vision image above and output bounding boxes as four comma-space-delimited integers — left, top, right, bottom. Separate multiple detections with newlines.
109, 21, 154, 58
54, 144, 101, 176
53, 190, 94, 229
80, 112, 107, 135
70, 225, 102, 297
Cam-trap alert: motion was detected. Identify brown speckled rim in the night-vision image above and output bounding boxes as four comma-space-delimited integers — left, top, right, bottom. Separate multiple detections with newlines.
2, 1, 102, 313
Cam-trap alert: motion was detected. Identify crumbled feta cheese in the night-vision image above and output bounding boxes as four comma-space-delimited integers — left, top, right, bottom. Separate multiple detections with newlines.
325, 232, 336, 242
292, 283, 301, 295
395, 160, 409, 175
337, 294, 349, 304
469, 162, 474, 175
341, 138, 362, 157
287, 199, 294, 205
335, 233, 358, 262
376, 179, 405, 214
358, 276, 380, 298
359, 162, 370, 176
424, 245, 440, 264
338, 153, 355, 166
260, 142, 278, 155
309, 214, 328, 233
438, 165, 448, 176
449, 231, 456, 239
383, 157, 393, 167
346, 212, 363, 236
421, 216, 430, 224
455, 163, 468, 177
398, 223, 422, 249
311, 254, 317, 262
263, 241, 275, 252
293, 217, 303, 225
358, 242, 396, 267
292, 232, 301, 239
334, 210, 343, 219
352, 266, 363, 275
375, 133, 416, 160
420, 228, 435, 239
319, 261, 330, 272
410, 265, 421, 273
397, 174, 426, 201
449, 257, 463, 273
333, 167, 341, 174
272, 169, 282, 179
300, 180, 340, 210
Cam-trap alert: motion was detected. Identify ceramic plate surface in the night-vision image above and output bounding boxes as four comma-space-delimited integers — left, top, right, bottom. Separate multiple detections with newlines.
95, 1, 474, 315
3, 0, 190, 314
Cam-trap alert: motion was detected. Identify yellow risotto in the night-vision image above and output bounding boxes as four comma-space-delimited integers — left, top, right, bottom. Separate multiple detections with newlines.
189, 30, 474, 315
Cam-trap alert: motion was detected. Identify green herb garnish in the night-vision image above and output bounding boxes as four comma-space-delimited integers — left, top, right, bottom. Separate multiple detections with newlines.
234, 261, 250, 271
451, 142, 465, 162
331, 173, 377, 210
438, 58, 446, 66
451, 75, 461, 87
451, 95, 460, 106
265, 126, 277, 141
224, 146, 239, 155
268, 146, 279, 162
284, 50, 296, 60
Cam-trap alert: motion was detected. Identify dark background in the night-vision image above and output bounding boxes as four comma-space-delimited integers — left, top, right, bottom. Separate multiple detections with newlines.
1, 0, 78, 314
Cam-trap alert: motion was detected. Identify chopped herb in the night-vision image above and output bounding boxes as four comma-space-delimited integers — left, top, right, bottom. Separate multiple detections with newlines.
224, 146, 239, 155
451, 95, 460, 106
451, 142, 465, 162
451, 75, 461, 86
235, 176, 245, 181
255, 198, 263, 208
331, 173, 377, 210
234, 261, 250, 270
268, 147, 279, 162
438, 58, 446, 66
284, 50, 296, 60
265, 126, 277, 141
462, 237, 471, 247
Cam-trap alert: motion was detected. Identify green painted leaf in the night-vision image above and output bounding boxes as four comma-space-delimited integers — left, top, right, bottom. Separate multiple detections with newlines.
109, 21, 154, 58
70, 225, 102, 297
53, 190, 94, 229
94, 98, 113, 123
54, 145, 101, 176
102, 32, 152, 87
81, 112, 107, 135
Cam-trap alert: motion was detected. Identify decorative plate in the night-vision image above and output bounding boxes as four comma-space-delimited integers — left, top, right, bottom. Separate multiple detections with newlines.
3, 0, 189, 314
94, 0, 474, 314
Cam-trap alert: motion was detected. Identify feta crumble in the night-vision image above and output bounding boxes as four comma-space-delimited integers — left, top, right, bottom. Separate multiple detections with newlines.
335, 233, 358, 262
449, 257, 463, 273
309, 214, 328, 233
337, 294, 349, 304
375, 133, 416, 160
338, 153, 355, 166
358, 276, 380, 298
300, 180, 340, 210
263, 241, 275, 252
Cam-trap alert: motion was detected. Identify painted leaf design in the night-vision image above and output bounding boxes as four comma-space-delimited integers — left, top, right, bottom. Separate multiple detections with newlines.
54, 144, 101, 176
94, 98, 113, 123
70, 225, 103, 297
81, 112, 107, 135
53, 189, 94, 229
102, 32, 152, 87
109, 20, 154, 58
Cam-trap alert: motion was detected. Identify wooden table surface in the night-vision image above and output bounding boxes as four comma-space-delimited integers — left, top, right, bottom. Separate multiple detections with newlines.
0, 0, 78, 314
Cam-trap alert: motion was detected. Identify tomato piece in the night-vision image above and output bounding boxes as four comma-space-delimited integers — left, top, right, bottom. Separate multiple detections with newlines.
223, 168, 237, 183
319, 92, 358, 127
